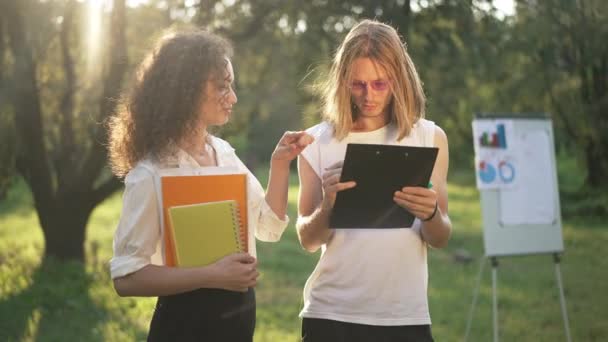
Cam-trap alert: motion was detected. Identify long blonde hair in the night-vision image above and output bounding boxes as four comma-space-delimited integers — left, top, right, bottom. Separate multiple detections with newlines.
321, 19, 426, 140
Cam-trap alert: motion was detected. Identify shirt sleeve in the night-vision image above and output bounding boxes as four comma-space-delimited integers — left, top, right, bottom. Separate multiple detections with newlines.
110, 166, 161, 279
233, 156, 289, 242
251, 175, 290, 242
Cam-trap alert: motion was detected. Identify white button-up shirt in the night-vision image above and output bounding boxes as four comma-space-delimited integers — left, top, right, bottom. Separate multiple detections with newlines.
110, 135, 289, 279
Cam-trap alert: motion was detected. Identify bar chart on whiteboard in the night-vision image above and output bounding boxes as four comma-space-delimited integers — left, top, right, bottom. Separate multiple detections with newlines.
473, 120, 517, 190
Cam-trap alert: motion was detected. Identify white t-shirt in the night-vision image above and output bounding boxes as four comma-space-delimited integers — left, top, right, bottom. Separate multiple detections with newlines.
299, 119, 436, 326
110, 135, 289, 279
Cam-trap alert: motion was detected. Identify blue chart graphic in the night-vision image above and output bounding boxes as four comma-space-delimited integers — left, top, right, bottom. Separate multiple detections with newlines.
478, 161, 497, 183
498, 161, 515, 183
478, 160, 515, 184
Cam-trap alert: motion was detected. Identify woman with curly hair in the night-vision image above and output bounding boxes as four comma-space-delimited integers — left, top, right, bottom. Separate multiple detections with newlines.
107, 29, 312, 341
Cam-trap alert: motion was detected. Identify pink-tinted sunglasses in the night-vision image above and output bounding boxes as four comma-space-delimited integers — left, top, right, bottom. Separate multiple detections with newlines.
350, 79, 390, 92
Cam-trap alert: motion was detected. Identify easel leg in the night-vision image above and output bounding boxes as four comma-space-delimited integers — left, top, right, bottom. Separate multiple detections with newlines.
491, 257, 499, 342
464, 256, 487, 342
553, 253, 572, 342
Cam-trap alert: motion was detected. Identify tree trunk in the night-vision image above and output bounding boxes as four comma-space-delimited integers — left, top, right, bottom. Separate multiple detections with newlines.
42, 201, 94, 261
582, 57, 608, 188
585, 138, 608, 188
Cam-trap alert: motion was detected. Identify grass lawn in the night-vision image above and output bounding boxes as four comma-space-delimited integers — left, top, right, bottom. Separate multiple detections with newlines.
0, 168, 606, 341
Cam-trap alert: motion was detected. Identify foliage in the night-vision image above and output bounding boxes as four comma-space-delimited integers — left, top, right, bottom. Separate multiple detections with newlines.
513, 0, 608, 188
557, 149, 608, 217
0, 13, 15, 200
0, 108, 15, 200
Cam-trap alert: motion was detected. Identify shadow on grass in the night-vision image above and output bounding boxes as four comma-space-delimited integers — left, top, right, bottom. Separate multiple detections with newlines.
0, 257, 146, 341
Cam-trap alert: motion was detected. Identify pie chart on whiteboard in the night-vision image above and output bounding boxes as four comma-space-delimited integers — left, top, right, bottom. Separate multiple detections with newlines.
478, 161, 496, 183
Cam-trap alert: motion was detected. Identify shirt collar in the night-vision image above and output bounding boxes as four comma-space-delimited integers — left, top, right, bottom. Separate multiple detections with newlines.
160, 135, 234, 168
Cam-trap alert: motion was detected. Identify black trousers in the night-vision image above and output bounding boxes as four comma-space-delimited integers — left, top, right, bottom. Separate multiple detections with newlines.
147, 288, 255, 342
301, 317, 434, 342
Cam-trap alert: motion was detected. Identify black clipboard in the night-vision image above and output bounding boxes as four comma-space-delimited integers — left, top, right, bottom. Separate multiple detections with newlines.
329, 143, 439, 228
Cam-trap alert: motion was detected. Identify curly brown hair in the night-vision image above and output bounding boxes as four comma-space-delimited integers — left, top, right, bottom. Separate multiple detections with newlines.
108, 29, 233, 177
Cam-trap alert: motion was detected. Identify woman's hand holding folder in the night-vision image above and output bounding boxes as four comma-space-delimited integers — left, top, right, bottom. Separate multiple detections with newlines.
209, 253, 259, 292
112, 253, 259, 297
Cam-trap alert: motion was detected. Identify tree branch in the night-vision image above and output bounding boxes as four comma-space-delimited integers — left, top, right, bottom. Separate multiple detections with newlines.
540, 59, 578, 140
57, 0, 77, 190
80, 0, 127, 189
90, 176, 123, 208
214, 1, 276, 42
3, 0, 55, 223
0, 14, 4, 85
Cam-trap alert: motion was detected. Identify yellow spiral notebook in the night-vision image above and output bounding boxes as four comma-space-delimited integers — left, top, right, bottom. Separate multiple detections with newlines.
167, 200, 243, 267
161, 173, 248, 267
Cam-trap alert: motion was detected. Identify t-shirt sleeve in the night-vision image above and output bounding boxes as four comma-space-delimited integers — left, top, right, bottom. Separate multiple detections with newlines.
423, 119, 436, 147
300, 126, 323, 179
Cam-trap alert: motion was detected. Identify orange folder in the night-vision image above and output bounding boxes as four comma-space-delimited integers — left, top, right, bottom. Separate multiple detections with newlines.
161, 174, 248, 267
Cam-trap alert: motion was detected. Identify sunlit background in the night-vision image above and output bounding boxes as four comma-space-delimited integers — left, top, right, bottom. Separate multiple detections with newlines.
1, 0, 606, 341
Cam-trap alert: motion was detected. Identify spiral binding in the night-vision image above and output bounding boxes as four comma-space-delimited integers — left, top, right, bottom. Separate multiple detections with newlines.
230, 201, 245, 252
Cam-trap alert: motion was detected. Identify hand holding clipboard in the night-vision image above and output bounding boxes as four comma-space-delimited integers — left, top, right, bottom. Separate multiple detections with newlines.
329, 143, 438, 228
319, 160, 357, 210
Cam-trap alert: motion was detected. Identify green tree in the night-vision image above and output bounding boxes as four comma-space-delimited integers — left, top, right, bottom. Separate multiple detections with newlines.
514, 0, 608, 188
1, 0, 127, 261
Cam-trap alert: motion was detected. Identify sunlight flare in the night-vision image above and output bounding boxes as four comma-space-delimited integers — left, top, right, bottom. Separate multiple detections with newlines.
85, 0, 104, 78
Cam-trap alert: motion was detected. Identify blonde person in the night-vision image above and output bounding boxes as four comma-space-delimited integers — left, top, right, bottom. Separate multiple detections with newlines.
107, 29, 313, 341
297, 19, 452, 342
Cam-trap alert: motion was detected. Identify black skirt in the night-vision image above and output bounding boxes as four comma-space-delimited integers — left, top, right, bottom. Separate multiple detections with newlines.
147, 288, 256, 342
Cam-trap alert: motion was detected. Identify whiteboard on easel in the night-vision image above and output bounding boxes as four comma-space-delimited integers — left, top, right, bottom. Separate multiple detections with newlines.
472, 113, 564, 257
